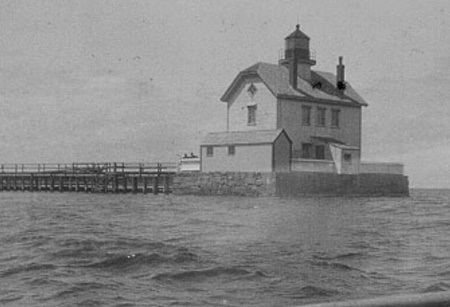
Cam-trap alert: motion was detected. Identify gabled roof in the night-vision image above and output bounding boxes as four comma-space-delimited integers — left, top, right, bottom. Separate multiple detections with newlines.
201, 129, 291, 146
221, 62, 368, 107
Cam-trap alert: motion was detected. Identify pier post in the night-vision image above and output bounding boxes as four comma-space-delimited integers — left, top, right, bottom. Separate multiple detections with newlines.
59, 176, 64, 192
113, 175, 118, 193
123, 176, 128, 193
153, 175, 159, 195
132, 177, 138, 194
113, 163, 118, 193
143, 176, 148, 194
164, 175, 170, 194
30, 174, 34, 191
50, 175, 55, 192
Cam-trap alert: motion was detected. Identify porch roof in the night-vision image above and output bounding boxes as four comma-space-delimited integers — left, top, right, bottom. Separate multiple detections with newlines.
202, 129, 290, 146
311, 136, 359, 150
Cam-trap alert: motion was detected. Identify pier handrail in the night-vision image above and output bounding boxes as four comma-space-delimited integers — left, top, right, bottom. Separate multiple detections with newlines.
296, 291, 450, 307
0, 162, 178, 175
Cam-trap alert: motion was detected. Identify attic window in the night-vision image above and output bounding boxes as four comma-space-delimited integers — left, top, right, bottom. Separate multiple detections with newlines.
247, 83, 257, 98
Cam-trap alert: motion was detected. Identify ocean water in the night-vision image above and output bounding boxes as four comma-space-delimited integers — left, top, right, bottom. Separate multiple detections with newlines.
0, 189, 449, 307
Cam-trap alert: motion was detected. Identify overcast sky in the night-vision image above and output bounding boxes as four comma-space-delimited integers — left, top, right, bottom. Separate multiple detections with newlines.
1, 0, 449, 188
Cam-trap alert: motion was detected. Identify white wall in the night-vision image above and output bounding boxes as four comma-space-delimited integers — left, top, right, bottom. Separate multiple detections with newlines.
227, 79, 277, 132
360, 162, 404, 175
291, 159, 337, 173
201, 144, 273, 172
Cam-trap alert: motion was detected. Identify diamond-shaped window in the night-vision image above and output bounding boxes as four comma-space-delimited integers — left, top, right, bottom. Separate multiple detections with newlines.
247, 83, 257, 97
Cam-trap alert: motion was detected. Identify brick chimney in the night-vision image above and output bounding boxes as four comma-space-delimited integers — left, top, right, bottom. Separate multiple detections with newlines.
289, 50, 298, 89
336, 56, 346, 90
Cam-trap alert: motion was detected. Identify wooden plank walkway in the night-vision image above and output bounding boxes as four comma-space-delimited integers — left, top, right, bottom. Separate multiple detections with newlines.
0, 163, 177, 194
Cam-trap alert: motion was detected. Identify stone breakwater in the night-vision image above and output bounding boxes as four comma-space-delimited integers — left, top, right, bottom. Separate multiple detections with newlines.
172, 172, 276, 197
173, 172, 409, 197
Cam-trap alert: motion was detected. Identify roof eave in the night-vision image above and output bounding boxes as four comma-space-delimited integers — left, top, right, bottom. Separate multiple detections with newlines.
220, 70, 258, 102
277, 94, 366, 107
201, 141, 274, 146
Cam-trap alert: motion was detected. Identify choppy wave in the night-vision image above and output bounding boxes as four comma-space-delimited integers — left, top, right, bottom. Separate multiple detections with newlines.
0, 189, 450, 306
87, 249, 199, 270
0, 263, 57, 278
292, 285, 341, 299
152, 266, 268, 283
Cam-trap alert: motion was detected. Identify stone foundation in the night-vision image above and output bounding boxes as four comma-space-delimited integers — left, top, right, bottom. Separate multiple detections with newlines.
172, 172, 276, 197
276, 172, 409, 197
173, 172, 409, 197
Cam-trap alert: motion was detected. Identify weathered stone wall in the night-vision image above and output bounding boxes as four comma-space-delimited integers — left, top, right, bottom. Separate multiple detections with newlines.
276, 172, 409, 197
172, 172, 276, 196
173, 172, 409, 197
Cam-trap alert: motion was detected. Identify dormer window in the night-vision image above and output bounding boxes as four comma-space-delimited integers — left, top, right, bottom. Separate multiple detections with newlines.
247, 105, 257, 125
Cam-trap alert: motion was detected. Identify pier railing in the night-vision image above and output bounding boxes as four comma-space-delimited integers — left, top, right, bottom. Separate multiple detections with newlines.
0, 162, 178, 194
0, 162, 178, 175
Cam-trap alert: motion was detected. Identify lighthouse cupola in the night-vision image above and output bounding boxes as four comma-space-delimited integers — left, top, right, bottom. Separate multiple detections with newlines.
280, 24, 316, 86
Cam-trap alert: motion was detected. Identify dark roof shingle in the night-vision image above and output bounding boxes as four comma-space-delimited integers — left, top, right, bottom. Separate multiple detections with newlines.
221, 62, 367, 107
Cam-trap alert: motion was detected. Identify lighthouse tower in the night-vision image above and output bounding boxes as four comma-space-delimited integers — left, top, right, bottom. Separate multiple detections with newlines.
279, 24, 316, 86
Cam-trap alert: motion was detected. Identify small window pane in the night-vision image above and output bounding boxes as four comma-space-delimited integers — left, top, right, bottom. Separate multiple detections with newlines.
315, 145, 325, 160
331, 109, 340, 127
228, 146, 235, 155
247, 105, 257, 125
343, 153, 352, 164
301, 143, 312, 159
302, 106, 311, 126
317, 108, 326, 127
206, 146, 213, 157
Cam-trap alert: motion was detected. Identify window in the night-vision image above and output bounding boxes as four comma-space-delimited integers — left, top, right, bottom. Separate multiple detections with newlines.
331, 109, 340, 128
317, 107, 326, 127
206, 146, 213, 157
315, 145, 325, 160
302, 106, 311, 126
343, 153, 352, 164
301, 143, 313, 159
293, 150, 302, 159
228, 146, 235, 156
247, 105, 257, 125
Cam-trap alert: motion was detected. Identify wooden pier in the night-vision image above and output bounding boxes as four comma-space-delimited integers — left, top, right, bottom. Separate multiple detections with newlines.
0, 163, 177, 194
